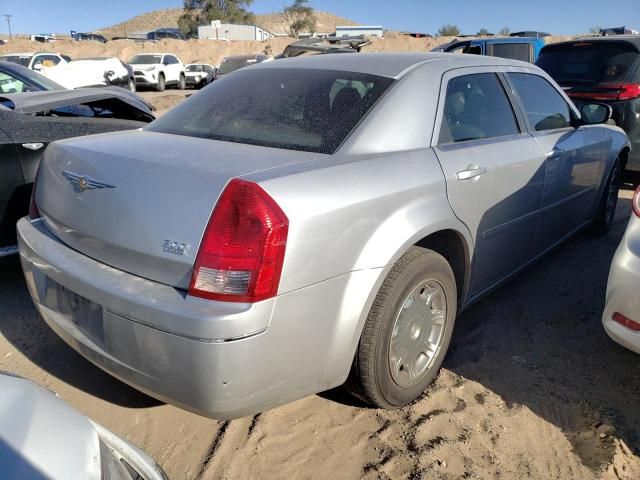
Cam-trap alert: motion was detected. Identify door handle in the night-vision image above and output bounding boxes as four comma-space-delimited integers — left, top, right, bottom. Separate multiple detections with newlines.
456, 165, 487, 181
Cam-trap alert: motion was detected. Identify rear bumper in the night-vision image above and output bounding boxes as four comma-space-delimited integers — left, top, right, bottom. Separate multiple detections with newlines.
603, 215, 640, 354
18, 217, 383, 419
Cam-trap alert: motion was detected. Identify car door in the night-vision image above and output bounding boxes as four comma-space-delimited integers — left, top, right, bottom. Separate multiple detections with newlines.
165, 55, 180, 82
504, 71, 608, 255
433, 69, 546, 298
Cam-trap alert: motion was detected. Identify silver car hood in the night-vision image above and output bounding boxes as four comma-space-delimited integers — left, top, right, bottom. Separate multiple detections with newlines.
37, 129, 323, 289
0, 373, 101, 479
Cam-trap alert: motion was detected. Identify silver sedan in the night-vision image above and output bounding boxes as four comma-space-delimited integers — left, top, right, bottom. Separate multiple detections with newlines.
603, 187, 640, 353
18, 53, 630, 419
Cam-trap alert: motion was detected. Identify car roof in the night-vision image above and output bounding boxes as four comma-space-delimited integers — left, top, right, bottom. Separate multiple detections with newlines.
1, 52, 36, 56
252, 52, 535, 79
543, 35, 640, 51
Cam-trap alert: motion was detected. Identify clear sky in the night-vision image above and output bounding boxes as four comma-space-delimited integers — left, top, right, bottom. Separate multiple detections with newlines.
1, 0, 639, 36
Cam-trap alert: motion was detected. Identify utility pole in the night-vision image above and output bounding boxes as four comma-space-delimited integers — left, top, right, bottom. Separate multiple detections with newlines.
3, 15, 12, 40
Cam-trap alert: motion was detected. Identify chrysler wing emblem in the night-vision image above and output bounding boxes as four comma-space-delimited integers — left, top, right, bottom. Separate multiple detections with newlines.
62, 170, 115, 193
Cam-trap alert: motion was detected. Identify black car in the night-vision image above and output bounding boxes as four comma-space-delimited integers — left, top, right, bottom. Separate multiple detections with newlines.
536, 36, 640, 172
0, 86, 154, 257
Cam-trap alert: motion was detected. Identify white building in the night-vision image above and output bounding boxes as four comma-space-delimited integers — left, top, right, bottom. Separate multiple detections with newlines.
335, 25, 384, 38
198, 21, 274, 41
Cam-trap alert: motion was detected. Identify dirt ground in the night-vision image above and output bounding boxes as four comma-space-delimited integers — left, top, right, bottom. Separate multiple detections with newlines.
1, 152, 640, 480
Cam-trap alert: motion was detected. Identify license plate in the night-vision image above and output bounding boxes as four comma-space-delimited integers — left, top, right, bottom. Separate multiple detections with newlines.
44, 279, 105, 345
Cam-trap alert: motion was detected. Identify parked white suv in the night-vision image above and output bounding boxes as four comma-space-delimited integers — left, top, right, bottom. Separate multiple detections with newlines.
0, 52, 68, 71
129, 53, 185, 91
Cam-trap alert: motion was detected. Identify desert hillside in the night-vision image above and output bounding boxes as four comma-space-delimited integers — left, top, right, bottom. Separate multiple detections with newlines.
95, 8, 359, 38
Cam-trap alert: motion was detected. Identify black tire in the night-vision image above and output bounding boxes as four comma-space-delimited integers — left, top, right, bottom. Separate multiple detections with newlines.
348, 246, 457, 408
155, 74, 166, 92
128, 78, 136, 93
590, 156, 622, 235
177, 73, 186, 90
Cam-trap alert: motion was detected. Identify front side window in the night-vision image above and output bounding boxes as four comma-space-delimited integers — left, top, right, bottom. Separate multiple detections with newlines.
508, 73, 572, 131
439, 73, 520, 144
147, 68, 394, 154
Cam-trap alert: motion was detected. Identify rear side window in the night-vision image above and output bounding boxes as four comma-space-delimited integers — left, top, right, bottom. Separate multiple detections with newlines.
490, 43, 531, 62
536, 42, 639, 86
147, 68, 394, 154
508, 73, 572, 131
439, 73, 520, 144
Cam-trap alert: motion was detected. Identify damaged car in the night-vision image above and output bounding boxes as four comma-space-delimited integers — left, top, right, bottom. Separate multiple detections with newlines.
43, 57, 136, 91
280, 36, 371, 58
0, 88, 153, 257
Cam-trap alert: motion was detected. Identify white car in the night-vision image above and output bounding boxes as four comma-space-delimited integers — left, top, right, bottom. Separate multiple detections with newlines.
603, 186, 640, 354
0, 52, 68, 72
129, 53, 185, 91
185, 63, 214, 89
43, 57, 135, 91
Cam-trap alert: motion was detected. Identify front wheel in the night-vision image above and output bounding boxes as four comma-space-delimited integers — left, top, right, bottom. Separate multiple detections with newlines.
348, 246, 457, 408
177, 73, 186, 90
590, 156, 622, 235
128, 78, 136, 93
155, 74, 166, 92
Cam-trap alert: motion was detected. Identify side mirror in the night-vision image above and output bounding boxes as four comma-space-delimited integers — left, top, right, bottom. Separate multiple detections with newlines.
580, 103, 612, 125
105, 70, 115, 77
32, 64, 43, 71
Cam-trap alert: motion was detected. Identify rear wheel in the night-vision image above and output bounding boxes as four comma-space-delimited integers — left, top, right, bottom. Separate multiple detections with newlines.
128, 78, 136, 93
348, 246, 457, 408
590, 156, 622, 235
155, 74, 165, 92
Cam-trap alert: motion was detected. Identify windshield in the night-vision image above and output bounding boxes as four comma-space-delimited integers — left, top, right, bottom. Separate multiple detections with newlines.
186, 65, 205, 72
147, 68, 394, 154
217, 57, 256, 75
129, 55, 162, 65
1, 55, 32, 67
0, 65, 65, 91
536, 42, 639, 86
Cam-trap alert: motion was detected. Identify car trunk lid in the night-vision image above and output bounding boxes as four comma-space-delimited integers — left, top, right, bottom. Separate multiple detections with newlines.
36, 130, 320, 289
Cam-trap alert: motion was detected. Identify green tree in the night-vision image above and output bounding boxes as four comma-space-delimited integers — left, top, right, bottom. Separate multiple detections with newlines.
178, 0, 255, 37
437, 24, 460, 37
498, 26, 510, 36
477, 27, 490, 35
282, 0, 317, 38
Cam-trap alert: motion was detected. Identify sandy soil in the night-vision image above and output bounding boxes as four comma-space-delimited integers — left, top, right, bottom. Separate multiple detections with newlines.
1, 175, 639, 480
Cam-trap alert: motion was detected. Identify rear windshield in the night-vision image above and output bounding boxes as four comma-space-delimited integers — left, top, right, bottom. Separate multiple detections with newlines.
1, 55, 31, 67
147, 68, 394, 154
536, 41, 639, 86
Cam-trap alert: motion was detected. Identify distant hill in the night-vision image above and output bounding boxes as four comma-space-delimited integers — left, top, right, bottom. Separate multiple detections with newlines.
96, 8, 360, 38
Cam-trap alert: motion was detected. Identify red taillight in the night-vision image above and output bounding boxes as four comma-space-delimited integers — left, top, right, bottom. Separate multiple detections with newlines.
633, 186, 640, 218
613, 312, 640, 332
188, 179, 289, 303
568, 83, 640, 101
28, 165, 41, 220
